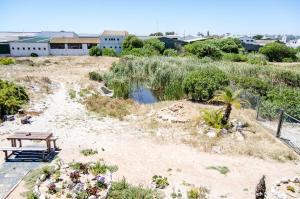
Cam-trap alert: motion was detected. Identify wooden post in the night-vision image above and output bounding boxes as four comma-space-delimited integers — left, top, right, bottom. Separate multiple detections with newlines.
276, 109, 284, 138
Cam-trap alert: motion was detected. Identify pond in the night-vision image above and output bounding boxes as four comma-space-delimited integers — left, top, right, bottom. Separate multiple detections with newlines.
130, 86, 158, 104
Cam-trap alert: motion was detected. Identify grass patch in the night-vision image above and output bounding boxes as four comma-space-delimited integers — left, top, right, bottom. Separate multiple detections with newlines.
0, 57, 15, 65
80, 148, 98, 156
108, 178, 161, 199
206, 166, 230, 175
89, 162, 118, 175
68, 89, 76, 99
85, 95, 135, 119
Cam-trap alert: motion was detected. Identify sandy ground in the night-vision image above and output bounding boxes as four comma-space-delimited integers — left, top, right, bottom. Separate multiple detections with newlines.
0, 56, 300, 199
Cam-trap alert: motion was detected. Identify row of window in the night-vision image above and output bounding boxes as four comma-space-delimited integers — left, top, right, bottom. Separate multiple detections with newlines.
104, 38, 120, 41
103, 46, 122, 49
12, 47, 47, 51
49, 43, 97, 49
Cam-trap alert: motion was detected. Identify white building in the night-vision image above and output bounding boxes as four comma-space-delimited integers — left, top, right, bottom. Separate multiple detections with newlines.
49, 37, 99, 56
287, 39, 300, 48
9, 36, 50, 57
99, 30, 128, 54
239, 36, 256, 44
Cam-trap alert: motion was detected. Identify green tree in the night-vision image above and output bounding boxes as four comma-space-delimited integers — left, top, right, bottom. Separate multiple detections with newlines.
102, 48, 117, 57
122, 35, 144, 50
184, 42, 222, 60
210, 89, 248, 125
149, 32, 163, 36
163, 49, 177, 57
253, 35, 263, 40
144, 38, 165, 54
259, 42, 297, 62
89, 46, 102, 56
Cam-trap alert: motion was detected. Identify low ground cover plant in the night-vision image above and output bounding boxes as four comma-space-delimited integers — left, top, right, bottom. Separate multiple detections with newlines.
80, 148, 98, 156
206, 166, 230, 175
89, 71, 103, 82
187, 187, 209, 199
89, 46, 102, 56
102, 48, 117, 57
0, 57, 15, 65
152, 175, 169, 189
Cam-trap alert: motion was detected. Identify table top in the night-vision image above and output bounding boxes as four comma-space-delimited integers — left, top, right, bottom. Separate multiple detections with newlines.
7, 132, 53, 140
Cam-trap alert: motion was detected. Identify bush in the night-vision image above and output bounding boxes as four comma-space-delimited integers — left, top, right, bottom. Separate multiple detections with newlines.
183, 67, 229, 101
89, 71, 102, 82
260, 87, 300, 119
144, 38, 165, 54
122, 35, 144, 50
30, 53, 38, 57
0, 57, 15, 65
164, 80, 184, 100
231, 76, 270, 96
217, 38, 240, 53
246, 53, 267, 65
163, 49, 177, 57
89, 46, 102, 56
184, 42, 222, 60
80, 149, 98, 156
108, 178, 161, 199
187, 187, 209, 199
259, 42, 297, 62
202, 109, 224, 130
223, 53, 247, 62
282, 57, 294, 63
121, 47, 160, 57
0, 79, 29, 118
102, 48, 117, 57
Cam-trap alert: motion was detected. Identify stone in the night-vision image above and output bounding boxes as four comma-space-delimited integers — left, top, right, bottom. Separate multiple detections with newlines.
33, 185, 40, 196
275, 180, 281, 186
281, 178, 289, 184
212, 146, 222, 154
21, 115, 32, 124
292, 176, 300, 183
39, 174, 46, 181
3, 115, 14, 121
36, 178, 42, 186
206, 130, 217, 138
39, 194, 46, 199
220, 128, 228, 135
73, 182, 84, 193
88, 196, 97, 199
61, 164, 69, 169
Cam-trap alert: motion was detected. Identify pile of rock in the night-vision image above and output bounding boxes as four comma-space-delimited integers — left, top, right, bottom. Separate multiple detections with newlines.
33, 161, 112, 199
271, 176, 300, 199
156, 103, 189, 123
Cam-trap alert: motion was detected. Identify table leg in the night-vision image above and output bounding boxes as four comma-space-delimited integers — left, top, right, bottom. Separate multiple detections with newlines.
18, 139, 22, 147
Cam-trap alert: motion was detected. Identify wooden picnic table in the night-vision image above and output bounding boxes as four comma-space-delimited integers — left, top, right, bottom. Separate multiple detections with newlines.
6, 132, 53, 152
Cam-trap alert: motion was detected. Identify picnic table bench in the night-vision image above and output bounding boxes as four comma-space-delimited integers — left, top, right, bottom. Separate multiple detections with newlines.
0, 132, 58, 161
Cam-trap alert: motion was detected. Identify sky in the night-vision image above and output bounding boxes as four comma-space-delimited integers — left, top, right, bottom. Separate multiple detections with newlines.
1, 0, 300, 36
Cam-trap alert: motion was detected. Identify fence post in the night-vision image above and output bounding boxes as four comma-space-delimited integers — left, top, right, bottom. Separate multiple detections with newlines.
276, 109, 284, 138
256, 98, 260, 120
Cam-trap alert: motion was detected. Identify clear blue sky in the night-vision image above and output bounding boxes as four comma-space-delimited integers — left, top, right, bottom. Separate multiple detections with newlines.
1, 0, 299, 35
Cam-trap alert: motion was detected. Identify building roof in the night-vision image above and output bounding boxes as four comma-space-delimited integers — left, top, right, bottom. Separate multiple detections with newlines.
101, 30, 128, 36
256, 39, 277, 46
11, 36, 50, 43
50, 37, 99, 44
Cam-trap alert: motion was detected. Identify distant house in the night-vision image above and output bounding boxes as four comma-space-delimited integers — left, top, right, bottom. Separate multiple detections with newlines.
239, 36, 262, 52
9, 36, 50, 57
99, 30, 128, 54
287, 39, 300, 48
239, 36, 256, 44
49, 37, 99, 56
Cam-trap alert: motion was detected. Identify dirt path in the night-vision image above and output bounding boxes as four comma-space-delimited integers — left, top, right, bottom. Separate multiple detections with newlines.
0, 84, 299, 199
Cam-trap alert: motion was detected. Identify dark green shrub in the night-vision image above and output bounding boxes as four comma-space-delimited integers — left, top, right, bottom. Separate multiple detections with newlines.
144, 38, 165, 54
89, 71, 102, 82
217, 38, 240, 53
184, 42, 222, 60
89, 46, 102, 56
102, 48, 117, 57
282, 57, 293, 63
122, 35, 144, 50
259, 42, 297, 62
0, 57, 15, 65
163, 49, 177, 57
0, 79, 29, 118
260, 87, 300, 119
30, 53, 38, 57
183, 67, 229, 101
231, 76, 270, 96
223, 53, 247, 62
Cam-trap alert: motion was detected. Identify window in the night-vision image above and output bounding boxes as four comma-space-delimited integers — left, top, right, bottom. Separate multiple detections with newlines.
38, 47, 41, 50
17, 47, 20, 50
105, 38, 107, 41
33, 47, 36, 50
117, 38, 119, 41
119, 46, 121, 49
28, 47, 31, 50
23, 47, 25, 50
44, 48, 46, 50
50, 43, 65, 49
110, 46, 112, 48
115, 46, 117, 49
103, 46, 106, 48
67, 43, 82, 49
12, 47, 14, 50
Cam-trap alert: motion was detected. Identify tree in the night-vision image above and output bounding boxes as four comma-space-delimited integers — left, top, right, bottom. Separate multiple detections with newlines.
149, 32, 163, 36
122, 35, 144, 50
184, 41, 222, 60
102, 48, 117, 57
89, 46, 101, 56
163, 49, 177, 57
210, 89, 248, 125
217, 38, 240, 53
144, 38, 165, 54
253, 35, 263, 40
259, 42, 297, 62
165, 31, 175, 36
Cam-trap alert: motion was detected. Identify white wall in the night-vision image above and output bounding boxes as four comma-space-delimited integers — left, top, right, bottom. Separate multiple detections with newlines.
240, 36, 256, 44
100, 35, 125, 53
9, 42, 49, 57
49, 44, 89, 56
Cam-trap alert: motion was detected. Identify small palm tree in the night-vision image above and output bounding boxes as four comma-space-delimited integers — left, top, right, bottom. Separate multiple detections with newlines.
210, 89, 248, 125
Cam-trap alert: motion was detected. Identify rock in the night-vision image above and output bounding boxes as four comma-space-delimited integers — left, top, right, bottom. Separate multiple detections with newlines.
275, 180, 281, 186
61, 164, 69, 169
33, 185, 40, 196
212, 146, 222, 154
39, 174, 46, 181
280, 178, 289, 184
52, 164, 60, 171
21, 115, 32, 124
39, 194, 46, 199
206, 130, 217, 138
73, 182, 84, 193
234, 131, 245, 141
292, 176, 300, 183
220, 128, 228, 135
88, 196, 97, 199
3, 115, 14, 121
36, 178, 42, 186
18, 109, 25, 114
